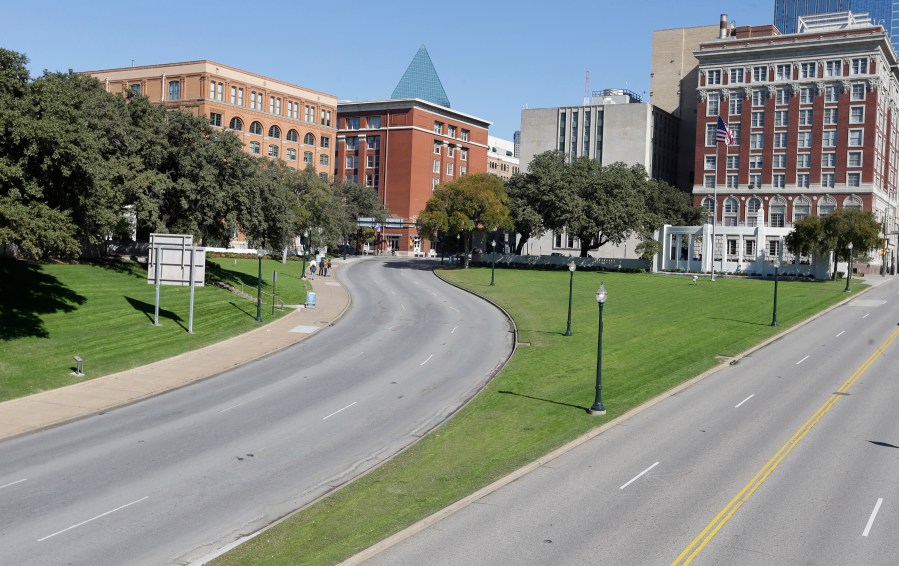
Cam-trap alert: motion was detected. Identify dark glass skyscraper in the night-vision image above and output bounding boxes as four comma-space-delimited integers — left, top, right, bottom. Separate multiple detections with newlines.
774, 0, 899, 47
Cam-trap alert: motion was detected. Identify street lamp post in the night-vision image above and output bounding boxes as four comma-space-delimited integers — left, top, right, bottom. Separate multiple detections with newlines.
771, 256, 780, 327
490, 240, 497, 286
300, 231, 308, 279
565, 262, 576, 336
844, 241, 854, 292
256, 248, 264, 322
590, 283, 608, 415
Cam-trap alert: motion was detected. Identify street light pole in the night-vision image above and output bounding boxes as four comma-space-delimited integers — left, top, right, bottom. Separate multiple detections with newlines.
844, 241, 854, 292
771, 256, 780, 327
300, 231, 308, 279
490, 240, 496, 286
565, 262, 576, 336
590, 283, 608, 415
256, 248, 264, 322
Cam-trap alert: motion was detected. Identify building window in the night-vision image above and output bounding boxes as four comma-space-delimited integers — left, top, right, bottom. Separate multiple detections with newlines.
773, 174, 786, 188
345, 156, 358, 169
800, 86, 814, 104
850, 106, 864, 124
169, 81, 180, 101
705, 155, 716, 170
774, 110, 788, 127
825, 60, 842, 77
320, 154, 329, 166
287, 129, 298, 142
304, 151, 313, 164
851, 83, 865, 101
729, 92, 742, 115
704, 175, 716, 189
747, 197, 761, 225
752, 65, 767, 82
729, 123, 740, 145
446, 162, 454, 176
131, 84, 141, 95
303, 133, 315, 145
706, 123, 718, 146
724, 197, 738, 225
461, 148, 467, 161
368, 116, 381, 129
848, 151, 862, 167
434, 141, 442, 154
229, 117, 243, 131
851, 58, 868, 75
822, 172, 835, 187
461, 129, 470, 141
319, 173, 328, 181
706, 92, 719, 116
347, 117, 360, 130
268, 125, 281, 139
208, 81, 215, 100
819, 196, 837, 215
366, 155, 379, 168
847, 172, 861, 186
797, 173, 810, 188
237, 88, 244, 107
448, 125, 457, 138
726, 155, 739, 169
249, 141, 261, 154
434, 121, 443, 134
250, 92, 258, 110
304, 105, 314, 122
730, 68, 744, 84
448, 146, 455, 158
752, 89, 766, 106
773, 154, 786, 168
276, 98, 282, 115
209, 113, 222, 127
250, 121, 263, 135
726, 174, 738, 189
749, 155, 763, 169
798, 132, 812, 148
770, 198, 786, 227
320, 136, 330, 148
769, 240, 782, 256
822, 130, 837, 148
775, 64, 791, 80
775, 88, 789, 105
824, 108, 838, 125
844, 195, 863, 209
749, 174, 762, 188
797, 154, 811, 168
460, 165, 467, 175
702, 197, 715, 223
824, 86, 839, 103
346, 137, 358, 150
751, 111, 764, 127
774, 132, 787, 148
286, 148, 296, 161
706, 69, 722, 85
268, 145, 279, 158
822, 153, 836, 167
800, 62, 816, 79
750, 133, 764, 149
848, 129, 863, 147
799, 109, 813, 126
324, 110, 332, 127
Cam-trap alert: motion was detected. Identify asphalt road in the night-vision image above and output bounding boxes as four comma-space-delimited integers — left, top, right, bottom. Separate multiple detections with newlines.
364, 278, 899, 566
0, 258, 514, 566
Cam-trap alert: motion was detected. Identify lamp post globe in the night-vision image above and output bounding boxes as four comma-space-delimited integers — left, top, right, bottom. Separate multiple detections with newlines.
256, 248, 265, 322
590, 283, 608, 415
489, 240, 497, 286
845, 242, 854, 292
564, 262, 576, 336
771, 256, 781, 327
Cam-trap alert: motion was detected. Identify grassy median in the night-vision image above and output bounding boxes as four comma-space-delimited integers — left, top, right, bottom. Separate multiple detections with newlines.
213, 269, 852, 566
0, 257, 308, 402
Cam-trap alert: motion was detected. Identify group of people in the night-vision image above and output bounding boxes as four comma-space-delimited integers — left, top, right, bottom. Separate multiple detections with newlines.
308, 254, 333, 279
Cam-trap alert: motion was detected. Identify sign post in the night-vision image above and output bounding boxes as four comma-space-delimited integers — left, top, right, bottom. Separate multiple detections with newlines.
148, 234, 205, 332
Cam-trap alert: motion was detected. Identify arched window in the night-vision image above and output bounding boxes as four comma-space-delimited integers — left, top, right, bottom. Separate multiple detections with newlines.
287, 129, 299, 142
702, 197, 715, 224
268, 125, 281, 139
818, 195, 836, 216
724, 197, 739, 226
249, 141, 261, 155
304, 133, 315, 145
844, 195, 863, 210
793, 196, 811, 222
229, 117, 243, 131
249, 121, 263, 135
769, 196, 786, 227
747, 197, 762, 227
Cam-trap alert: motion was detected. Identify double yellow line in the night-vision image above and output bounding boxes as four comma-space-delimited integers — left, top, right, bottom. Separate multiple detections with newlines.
672, 327, 899, 565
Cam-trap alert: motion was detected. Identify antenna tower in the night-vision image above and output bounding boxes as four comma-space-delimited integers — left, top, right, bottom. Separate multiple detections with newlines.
584, 71, 590, 106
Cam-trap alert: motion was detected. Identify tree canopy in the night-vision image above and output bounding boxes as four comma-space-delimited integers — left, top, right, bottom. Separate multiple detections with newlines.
786, 208, 883, 278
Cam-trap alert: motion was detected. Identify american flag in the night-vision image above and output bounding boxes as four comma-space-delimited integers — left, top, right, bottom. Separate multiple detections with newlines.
716, 116, 735, 145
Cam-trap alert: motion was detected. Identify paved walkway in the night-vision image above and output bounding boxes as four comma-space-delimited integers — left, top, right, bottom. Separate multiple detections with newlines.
0, 260, 353, 442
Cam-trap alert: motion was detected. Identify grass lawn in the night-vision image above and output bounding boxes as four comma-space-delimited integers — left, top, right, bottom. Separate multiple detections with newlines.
214, 269, 855, 566
0, 257, 308, 402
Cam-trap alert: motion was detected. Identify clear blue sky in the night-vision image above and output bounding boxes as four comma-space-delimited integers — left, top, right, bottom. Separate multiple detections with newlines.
6, 0, 773, 139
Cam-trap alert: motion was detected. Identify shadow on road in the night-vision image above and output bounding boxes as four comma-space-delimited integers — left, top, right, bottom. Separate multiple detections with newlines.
868, 440, 899, 449
498, 390, 591, 414
382, 259, 440, 271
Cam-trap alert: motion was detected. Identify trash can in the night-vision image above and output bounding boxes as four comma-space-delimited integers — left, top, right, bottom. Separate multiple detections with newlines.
305, 291, 317, 308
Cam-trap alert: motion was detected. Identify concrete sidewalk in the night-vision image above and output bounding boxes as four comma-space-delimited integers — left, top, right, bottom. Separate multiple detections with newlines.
0, 260, 354, 442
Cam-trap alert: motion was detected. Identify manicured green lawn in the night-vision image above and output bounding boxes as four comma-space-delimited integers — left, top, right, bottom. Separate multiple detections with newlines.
214, 269, 853, 566
0, 258, 307, 402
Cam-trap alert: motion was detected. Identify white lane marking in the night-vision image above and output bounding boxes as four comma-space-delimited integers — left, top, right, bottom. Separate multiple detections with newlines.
420, 354, 433, 366
391, 291, 396, 295
323, 402, 357, 420
796, 355, 810, 365
350, 351, 364, 359
863, 313, 870, 319
863, 498, 883, 537
836, 330, 846, 338
448, 306, 460, 313
0, 478, 27, 490
735, 394, 755, 409
401, 304, 406, 311
451, 326, 459, 334
619, 462, 660, 490
432, 292, 437, 297
219, 395, 263, 413
38, 496, 149, 541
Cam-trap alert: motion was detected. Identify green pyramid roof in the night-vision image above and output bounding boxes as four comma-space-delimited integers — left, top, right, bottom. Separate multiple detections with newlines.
391, 45, 451, 108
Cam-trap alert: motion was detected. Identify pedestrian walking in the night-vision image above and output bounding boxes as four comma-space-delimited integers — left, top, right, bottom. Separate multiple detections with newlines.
309, 262, 316, 279
325, 258, 332, 277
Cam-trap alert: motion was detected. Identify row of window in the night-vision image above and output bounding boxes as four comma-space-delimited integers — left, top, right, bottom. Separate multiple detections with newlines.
209, 114, 331, 147
344, 116, 381, 130
432, 141, 469, 160
706, 82, 867, 117
702, 195, 862, 227
433, 121, 470, 141
704, 171, 864, 189
671, 236, 780, 260
344, 136, 381, 150
705, 58, 870, 85
248, 142, 329, 166
345, 155, 381, 169
203, 80, 332, 126
705, 151, 866, 170
705, 124, 866, 148
431, 161, 468, 176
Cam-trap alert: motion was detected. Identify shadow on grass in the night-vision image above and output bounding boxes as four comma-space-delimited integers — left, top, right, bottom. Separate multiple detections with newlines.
708, 316, 771, 327
0, 259, 86, 340
206, 261, 268, 289
498, 390, 591, 414
229, 301, 258, 320
91, 258, 146, 278
124, 296, 186, 330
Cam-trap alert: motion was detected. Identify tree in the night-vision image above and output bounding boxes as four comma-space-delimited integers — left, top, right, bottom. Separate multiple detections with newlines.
416, 173, 512, 267
506, 170, 547, 255
334, 179, 388, 252
786, 209, 882, 279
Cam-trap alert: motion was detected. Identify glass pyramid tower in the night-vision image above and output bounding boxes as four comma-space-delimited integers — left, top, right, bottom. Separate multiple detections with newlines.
391, 45, 451, 108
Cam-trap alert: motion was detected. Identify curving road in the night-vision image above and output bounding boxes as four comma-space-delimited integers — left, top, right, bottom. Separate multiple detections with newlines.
0, 258, 514, 566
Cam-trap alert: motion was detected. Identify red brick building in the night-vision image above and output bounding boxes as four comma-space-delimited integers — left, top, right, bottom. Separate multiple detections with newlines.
335, 99, 490, 255
692, 15, 898, 261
